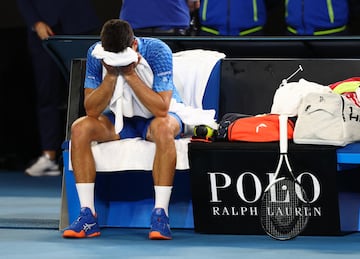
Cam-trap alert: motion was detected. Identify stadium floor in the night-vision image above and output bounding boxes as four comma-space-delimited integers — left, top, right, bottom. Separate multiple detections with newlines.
0, 170, 359, 259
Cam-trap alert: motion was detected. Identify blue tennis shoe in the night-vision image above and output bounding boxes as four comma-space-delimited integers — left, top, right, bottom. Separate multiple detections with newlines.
149, 208, 172, 240
62, 207, 100, 238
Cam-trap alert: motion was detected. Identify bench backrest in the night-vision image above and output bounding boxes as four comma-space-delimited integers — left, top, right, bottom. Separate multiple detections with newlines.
218, 58, 360, 118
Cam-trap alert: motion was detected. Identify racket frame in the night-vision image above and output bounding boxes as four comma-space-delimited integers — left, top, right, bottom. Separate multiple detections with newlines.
260, 114, 309, 240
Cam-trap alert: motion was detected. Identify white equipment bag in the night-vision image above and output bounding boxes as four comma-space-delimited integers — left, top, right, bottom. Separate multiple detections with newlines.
294, 92, 360, 146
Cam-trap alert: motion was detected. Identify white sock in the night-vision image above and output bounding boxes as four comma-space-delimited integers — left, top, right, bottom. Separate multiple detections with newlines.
76, 183, 96, 215
154, 185, 173, 216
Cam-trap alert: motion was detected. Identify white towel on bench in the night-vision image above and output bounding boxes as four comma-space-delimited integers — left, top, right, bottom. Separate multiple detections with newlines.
68, 138, 191, 172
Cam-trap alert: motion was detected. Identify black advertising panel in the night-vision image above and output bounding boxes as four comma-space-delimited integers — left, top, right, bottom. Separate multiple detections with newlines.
189, 142, 341, 235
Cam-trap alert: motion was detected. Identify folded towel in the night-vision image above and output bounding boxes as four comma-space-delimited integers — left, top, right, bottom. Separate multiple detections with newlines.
271, 78, 332, 116
173, 49, 226, 108
169, 99, 218, 129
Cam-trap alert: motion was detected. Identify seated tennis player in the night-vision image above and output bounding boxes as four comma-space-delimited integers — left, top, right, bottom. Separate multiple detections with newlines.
62, 19, 185, 240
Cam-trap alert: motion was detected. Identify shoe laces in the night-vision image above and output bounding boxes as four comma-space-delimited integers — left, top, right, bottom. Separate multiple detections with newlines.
69, 215, 84, 228
70, 209, 91, 226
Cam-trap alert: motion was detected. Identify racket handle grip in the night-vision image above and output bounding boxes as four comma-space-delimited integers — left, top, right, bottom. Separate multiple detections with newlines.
279, 115, 288, 153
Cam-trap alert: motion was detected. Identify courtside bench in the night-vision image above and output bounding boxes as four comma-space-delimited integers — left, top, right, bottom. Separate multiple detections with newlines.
59, 57, 221, 229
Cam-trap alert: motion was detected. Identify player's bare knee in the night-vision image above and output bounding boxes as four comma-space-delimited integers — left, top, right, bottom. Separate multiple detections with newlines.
71, 117, 93, 140
151, 117, 173, 142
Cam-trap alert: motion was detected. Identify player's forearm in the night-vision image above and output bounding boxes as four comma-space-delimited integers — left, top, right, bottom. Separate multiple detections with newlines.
84, 74, 117, 117
124, 73, 170, 117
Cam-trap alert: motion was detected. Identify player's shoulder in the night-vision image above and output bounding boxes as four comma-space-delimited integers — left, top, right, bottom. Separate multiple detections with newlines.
87, 41, 101, 55
138, 36, 164, 44
86, 42, 102, 64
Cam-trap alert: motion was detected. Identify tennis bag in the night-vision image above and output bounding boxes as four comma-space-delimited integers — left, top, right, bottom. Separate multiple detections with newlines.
226, 114, 295, 142
216, 113, 251, 141
294, 92, 360, 146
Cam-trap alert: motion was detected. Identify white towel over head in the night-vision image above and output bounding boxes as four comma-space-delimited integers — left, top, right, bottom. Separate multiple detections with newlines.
91, 44, 138, 66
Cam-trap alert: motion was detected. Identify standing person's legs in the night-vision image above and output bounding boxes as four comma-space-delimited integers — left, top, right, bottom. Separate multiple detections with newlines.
25, 31, 65, 176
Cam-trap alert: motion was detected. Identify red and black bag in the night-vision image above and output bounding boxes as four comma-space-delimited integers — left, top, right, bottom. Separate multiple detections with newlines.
218, 113, 295, 142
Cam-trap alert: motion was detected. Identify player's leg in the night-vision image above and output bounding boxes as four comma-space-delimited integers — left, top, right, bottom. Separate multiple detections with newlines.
146, 114, 182, 240
62, 115, 119, 238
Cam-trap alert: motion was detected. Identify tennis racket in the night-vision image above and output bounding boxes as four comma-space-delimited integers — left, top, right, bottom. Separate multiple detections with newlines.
260, 114, 310, 240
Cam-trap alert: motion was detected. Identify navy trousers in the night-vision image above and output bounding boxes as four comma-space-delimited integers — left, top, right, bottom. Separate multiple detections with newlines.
27, 30, 66, 153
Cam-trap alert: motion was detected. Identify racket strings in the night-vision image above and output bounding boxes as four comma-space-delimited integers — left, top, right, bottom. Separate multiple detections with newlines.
260, 179, 309, 240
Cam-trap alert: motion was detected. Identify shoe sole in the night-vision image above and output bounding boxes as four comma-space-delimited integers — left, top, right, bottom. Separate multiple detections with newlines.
25, 170, 61, 177
149, 231, 172, 240
62, 230, 101, 238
